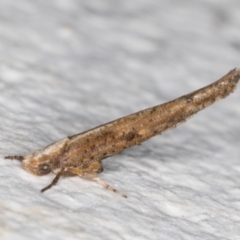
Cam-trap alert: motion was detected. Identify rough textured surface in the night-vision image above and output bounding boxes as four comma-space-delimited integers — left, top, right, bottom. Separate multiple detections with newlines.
0, 1, 240, 240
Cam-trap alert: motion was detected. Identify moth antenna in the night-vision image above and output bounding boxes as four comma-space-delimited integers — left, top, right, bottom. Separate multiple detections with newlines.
5, 155, 24, 161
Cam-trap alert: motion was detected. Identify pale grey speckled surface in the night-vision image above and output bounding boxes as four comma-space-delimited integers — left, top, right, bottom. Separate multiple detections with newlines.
0, 1, 240, 240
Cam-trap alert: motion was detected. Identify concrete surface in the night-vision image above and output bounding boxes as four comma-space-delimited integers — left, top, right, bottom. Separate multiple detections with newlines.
0, 1, 240, 239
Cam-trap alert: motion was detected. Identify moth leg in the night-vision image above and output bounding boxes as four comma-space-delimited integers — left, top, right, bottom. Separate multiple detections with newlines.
94, 177, 127, 198
41, 169, 63, 193
5, 155, 24, 161
41, 180, 56, 192
70, 162, 127, 198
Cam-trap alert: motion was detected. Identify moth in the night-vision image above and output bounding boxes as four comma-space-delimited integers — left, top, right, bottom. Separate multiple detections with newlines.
5, 68, 240, 197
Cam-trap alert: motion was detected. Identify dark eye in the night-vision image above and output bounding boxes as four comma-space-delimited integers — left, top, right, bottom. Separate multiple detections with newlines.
38, 163, 51, 175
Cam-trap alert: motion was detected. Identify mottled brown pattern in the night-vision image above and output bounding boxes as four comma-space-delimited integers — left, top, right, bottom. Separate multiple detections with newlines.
5, 68, 240, 196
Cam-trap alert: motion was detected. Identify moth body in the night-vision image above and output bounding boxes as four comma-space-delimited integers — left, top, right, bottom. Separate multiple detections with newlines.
5, 68, 240, 196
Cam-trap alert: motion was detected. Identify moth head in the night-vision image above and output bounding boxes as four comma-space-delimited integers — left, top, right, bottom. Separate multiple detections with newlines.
21, 139, 69, 176
21, 150, 54, 175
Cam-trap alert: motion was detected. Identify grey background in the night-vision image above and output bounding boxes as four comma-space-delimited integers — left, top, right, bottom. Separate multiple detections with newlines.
0, 1, 240, 239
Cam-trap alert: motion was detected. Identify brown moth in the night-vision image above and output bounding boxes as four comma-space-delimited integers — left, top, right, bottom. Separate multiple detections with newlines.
5, 68, 240, 197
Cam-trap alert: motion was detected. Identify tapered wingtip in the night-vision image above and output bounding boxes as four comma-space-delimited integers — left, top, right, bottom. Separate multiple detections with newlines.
228, 68, 240, 73
227, 68, 240, 81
